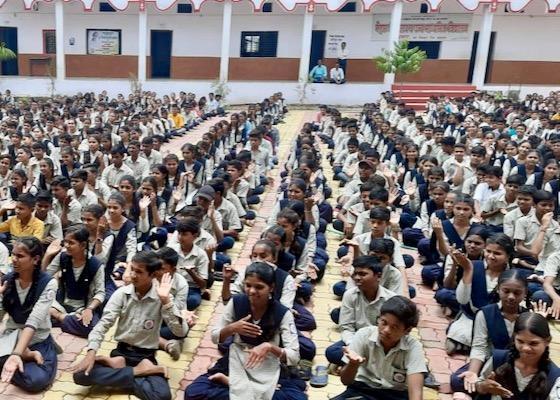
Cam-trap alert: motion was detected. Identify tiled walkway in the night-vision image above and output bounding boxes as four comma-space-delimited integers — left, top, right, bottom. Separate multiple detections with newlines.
3, 109, 560, 400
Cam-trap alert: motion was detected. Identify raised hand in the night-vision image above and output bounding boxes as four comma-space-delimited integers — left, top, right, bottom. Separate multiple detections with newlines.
155, 272, 173, 302
97, 216, 108, 236
139, 195, 151, 211
531, 299, 552, 318
46, 239, 63, 256
405, 182, 416, 197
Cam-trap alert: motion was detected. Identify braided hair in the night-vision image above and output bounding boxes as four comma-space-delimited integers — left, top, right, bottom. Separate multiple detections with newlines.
494, 313, 551, 400
2, 237, 43, 316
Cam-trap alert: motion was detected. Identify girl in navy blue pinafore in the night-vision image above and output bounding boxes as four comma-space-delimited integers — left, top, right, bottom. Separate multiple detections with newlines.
450, 269, 533, 394
0, 237, 58, 393
44, 226, 105, 338
475, 313, 559, 400
445, 234, 514, 357
185, 262, 307, 400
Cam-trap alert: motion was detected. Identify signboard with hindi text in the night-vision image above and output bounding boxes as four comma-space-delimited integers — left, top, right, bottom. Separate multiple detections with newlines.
86, 29, 122, 55
371, 14, 472, 42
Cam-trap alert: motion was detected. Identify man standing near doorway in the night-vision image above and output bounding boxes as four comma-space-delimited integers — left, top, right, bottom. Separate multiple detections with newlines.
338, 41, 348, 75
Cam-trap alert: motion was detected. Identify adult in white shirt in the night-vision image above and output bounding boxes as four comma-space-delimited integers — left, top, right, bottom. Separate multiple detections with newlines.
330, 64, 346, 85
337, 41, 348, 73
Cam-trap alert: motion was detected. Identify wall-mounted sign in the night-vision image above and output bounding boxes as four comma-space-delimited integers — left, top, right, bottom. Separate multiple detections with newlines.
86, 29, 122, 55
326, 33, 346, 57
372, 14, 472, 42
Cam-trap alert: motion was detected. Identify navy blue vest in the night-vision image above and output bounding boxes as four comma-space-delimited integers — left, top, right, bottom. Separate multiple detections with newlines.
1, 272, 53, 324
57, 252, 101, 311
516, 164, 542, 179
490, 349, 560, 400
60, 162, 83, 179
479, 304, 512, 350
461, 260, 493, 319
232, 294, 289, 346
277, 250, 296, 273
104, 219, 136, 281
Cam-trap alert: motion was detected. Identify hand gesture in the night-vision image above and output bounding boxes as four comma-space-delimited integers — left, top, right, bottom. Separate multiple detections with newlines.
405, 182, 416, 197
381, 164, 393, 179
551, 300, 560, 319
397, 166, 405, 177
388, 187, 399, 206
304, 197, 315, 211
233, 314, 262, 338
63, 195, 73, 208
1, 200, 16, 211
542, 212, 554, 230
97, 216, 108, 236
172, 189, 182, 203
139, 196, 151, 211
46, 239, 63, 257
390, 210, 401, 226
307, 262, 319, 280
309, 170, 318, 184
69, 351, 96, 376
531, 300, 552, 318
78, 308, 94, 327
458, 370, 478, 393
155, 272, 173, 302
450, 248, 472, 270
343, 346, 365, 365
1, 354, 24, 383
186, 171, 195, 183
479, 372, 513, 398
149, 193, 157, 206
431, 215, 443, 232
182, 310, 199, 328
223, 264, 236, 282
245, 343, 270, 369
207, 202, 215, 219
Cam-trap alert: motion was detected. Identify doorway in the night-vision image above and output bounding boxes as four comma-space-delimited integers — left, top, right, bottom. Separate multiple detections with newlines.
151, 30, 172, 79
467, 31, 496, 84
0, 27, 18, 76
309, 30, 326, 71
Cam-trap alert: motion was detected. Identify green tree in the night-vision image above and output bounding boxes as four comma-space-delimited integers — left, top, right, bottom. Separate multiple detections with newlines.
373, 39, 426, 97
0, 42, 16, 75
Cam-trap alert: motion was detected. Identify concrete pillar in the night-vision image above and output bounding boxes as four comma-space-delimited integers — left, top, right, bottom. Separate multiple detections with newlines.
138, 10, 148, 82
383, 0, 403, 86
219, 1, 233, 81
55, 0, 65, 80
472, 4, 494, 88
298, 11, 314, 83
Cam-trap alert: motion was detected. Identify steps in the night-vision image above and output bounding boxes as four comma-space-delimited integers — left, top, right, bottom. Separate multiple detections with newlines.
391, 84, 477, 111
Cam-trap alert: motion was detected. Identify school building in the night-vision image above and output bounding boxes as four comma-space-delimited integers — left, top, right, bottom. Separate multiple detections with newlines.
0, 0, 558, 105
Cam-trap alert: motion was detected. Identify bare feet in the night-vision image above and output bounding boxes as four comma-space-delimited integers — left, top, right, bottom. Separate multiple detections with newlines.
133, 358, 168, 378
22, 348, 43, 364
95, 355, 126, 368
209, 372, 229, 386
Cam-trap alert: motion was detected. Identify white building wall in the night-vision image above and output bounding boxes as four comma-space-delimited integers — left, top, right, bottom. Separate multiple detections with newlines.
0, 0, 559, 62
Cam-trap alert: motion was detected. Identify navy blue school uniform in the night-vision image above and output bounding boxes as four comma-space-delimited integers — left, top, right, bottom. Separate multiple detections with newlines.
0, 272, 58, 393
450, 303, 522, 392
138, 193, 168, 251
421, 220, 480, 285
185, 295, 307, 400
60, 162, 83, 179
54, 253, 103, 338
473, 349, 560, 400
103, 219, 136, 299
515, 164, 542, 180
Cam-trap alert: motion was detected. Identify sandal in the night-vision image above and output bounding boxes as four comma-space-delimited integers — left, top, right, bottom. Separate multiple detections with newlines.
309, 365, 329, 388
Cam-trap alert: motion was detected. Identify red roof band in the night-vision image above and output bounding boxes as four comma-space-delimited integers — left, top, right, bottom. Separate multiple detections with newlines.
2, 0, 559, 13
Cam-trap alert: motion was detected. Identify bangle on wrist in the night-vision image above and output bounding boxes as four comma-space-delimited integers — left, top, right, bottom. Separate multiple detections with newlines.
11, 351, 22, 357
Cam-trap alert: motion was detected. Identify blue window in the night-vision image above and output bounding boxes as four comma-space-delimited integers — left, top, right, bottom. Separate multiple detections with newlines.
262, 3, 272, 12
178, 4, 193, 13
338, 2, 356, 12
240, 31, 278, 57
99, 2, 116, 12
420, 3, 429, 13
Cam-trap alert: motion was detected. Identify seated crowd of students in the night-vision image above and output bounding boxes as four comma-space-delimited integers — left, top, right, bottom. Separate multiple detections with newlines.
1, 87, 560, 400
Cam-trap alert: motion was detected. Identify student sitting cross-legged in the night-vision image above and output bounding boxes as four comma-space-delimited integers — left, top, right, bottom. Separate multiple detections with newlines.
0, 237, 58, 393
70, 251, 188, 400
331, 296, 427, 400
326, 255, 396, 369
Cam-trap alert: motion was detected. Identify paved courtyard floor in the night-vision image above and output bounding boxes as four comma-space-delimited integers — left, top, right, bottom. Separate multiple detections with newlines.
1, 109, 559, 400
